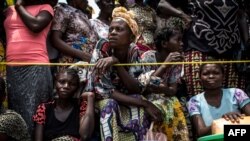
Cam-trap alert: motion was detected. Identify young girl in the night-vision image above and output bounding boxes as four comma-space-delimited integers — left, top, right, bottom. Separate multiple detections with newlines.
33, 69, 95, 141
187, 63, 250, 138
139, 23, 189, 141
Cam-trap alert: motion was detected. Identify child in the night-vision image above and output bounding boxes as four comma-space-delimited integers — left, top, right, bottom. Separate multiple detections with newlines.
187, 63, 250, 138
33, 69, 95, 141
0, 77, 31, 141
139, 24, 189, 141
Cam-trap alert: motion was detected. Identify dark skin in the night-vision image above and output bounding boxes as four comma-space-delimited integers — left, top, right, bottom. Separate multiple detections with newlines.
157, 0, 191, 29
238, 10, 249, 46
51, 0, 92, 62
191, 64, 250, 137
146, 30, 184, 96
15, 0, 54, 33
79, 92, 95, 141
34, 72, 95, 141
94, 19, 140, 93
97, 0, 115, 25
94, 19, 163, 122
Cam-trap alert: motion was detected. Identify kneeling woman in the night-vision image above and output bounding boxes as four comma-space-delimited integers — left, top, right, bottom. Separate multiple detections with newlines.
85, 7, 162, 141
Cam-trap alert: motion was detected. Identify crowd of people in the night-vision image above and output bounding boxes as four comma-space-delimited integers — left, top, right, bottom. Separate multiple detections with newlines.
0, 0, 250, 141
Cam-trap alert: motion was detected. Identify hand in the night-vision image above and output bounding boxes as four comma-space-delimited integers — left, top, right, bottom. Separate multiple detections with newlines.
164, 52, 184, 64
143, 100, 163, 122
94, 56, 119, 74
179, 12, 192, 29
222, 112, 244, 123
15, 0, 25, 8
81, 92, 95, 100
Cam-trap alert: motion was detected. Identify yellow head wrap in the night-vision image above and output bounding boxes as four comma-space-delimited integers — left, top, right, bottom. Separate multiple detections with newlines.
112, 7, 139, 37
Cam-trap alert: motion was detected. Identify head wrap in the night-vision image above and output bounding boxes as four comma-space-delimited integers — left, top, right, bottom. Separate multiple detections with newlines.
112, 7, 139, 37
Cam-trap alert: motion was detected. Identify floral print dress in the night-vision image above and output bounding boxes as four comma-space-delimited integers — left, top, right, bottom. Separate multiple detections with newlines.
51, 3, 98, 71
139, 50, 189, 141
85, 39, 150, 141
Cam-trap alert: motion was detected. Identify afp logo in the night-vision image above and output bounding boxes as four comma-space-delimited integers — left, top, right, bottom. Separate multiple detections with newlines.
224, 125, 250, 140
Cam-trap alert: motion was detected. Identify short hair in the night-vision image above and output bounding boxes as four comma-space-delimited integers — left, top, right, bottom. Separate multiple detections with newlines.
56, 68, 80, 86
154, 17, 184, 51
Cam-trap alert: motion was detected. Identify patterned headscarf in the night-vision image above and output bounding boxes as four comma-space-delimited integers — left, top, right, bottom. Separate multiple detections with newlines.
112, 7, 139, 37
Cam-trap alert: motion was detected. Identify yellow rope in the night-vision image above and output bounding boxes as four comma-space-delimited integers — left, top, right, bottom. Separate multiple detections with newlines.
0, 60, 250, 67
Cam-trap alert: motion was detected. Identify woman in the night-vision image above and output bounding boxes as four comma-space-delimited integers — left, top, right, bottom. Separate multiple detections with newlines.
51, 0, 98, 72
85, 7, 162, 141
158, 0, 248, 97
33, 69, 95, 141
0, 77, 31, 141
139, 25, 189, 141
90, 0, 115, 39
129, 0, 157, 52
187, 63, 250, 138
4, 0, 57, 133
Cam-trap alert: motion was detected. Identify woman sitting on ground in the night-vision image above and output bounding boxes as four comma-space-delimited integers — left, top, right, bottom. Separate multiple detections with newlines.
187, 63, 250, 138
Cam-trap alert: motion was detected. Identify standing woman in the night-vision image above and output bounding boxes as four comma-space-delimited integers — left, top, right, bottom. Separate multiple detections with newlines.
90, 0, 115, 39
4, 0, 57, 134
85, 7, 162, 141
51, 0, 98, 72
129, 0, 157, 53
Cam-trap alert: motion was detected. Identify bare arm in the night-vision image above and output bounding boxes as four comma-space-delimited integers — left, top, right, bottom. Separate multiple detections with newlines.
111, 90, 163, 122
51, 31, 91, 62
116, 66, 141, 94
238, 10, 249, 46
242, 103, 250, 116
157, 0, 191, 27
15, 2, 53, 33
34, 124, 44, 141
79, 93, 95, 141
191, 115, 211, 137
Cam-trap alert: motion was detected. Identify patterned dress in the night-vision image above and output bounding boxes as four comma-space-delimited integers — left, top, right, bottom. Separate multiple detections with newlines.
183, 0, 246, 97
129, 3, 157, 52
139, 50, 189, 141
51, 3, 98, 71
85, 39, 150, 141
90, 19, 109, 39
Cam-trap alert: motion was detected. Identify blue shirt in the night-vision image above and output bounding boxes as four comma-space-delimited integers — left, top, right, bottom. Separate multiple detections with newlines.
187, 88, 250, 126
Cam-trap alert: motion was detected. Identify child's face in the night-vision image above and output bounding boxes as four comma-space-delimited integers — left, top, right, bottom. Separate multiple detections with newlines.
200, 64, 223, 90
165, 31, 183, 52
56, 73, 78, 99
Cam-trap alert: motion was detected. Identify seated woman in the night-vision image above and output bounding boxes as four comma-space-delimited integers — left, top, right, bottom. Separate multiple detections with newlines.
33, 69, 95, 141
187, 63, 250, 138
139, 24, 189, 141
85, 7, 162, 141
0, 77, 31, 141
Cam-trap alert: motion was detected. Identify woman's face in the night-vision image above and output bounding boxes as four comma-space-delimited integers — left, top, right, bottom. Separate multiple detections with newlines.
99, 0, 115, 14
108, 19, 133, 48
56, 73, 78, 99
165, 30, 183, 52
200, 64, 224, 90
72, 0, 88, 11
